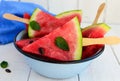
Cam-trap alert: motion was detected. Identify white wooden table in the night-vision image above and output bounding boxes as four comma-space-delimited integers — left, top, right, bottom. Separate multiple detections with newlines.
0, 24, 120, 81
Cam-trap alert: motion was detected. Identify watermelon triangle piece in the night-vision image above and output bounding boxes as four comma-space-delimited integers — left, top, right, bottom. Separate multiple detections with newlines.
82, 23, 111, 59
23, 17, 82, 61
28, 8, 82, 38
28, 8, 58, 38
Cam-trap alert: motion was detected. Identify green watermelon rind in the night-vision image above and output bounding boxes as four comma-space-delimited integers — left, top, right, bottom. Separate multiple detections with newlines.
28, 8, 41, 38
72, 17, 82, 60
82, 23, 111, 33
56, 10, 82, 18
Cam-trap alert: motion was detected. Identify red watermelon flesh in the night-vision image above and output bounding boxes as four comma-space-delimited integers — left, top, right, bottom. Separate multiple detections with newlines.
82, 23, 110, 59
16, 38, 39, 48
23, 17, 82, 61
28, 8, 82, 38
23, 13, 31, 31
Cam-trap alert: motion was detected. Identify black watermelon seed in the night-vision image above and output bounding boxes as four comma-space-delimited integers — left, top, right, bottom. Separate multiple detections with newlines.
38, 47, 45, 55
5, 69, 11, 73
29, 40, 34, 44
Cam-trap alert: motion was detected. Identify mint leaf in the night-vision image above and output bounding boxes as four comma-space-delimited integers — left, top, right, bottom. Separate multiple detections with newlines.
55, 36, 69, 51
30, 20, 40, 30
0, 61, 8, 69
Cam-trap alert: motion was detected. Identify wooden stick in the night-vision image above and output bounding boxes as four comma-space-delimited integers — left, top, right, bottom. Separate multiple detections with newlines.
92, 2, 106, 25
3, 13, 29, 24
83, 36, 120, 46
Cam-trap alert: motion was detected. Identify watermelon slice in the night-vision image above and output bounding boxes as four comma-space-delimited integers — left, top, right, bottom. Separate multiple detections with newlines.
23, 17, 82, 61
82, 23, 111, 59
28, 8, 82, 38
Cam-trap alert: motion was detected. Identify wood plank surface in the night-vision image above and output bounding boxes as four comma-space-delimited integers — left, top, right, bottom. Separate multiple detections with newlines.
48, 0, 78, 14
80, 45, 120, 81
79, 0, 106, 23
28, 70, 79, 81
0, 44, 30, 81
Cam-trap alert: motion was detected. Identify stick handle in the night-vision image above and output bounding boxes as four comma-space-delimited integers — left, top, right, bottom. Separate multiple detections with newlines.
92, 3, 106, 25
83, 36, 120, 46
3, 13, 29, 24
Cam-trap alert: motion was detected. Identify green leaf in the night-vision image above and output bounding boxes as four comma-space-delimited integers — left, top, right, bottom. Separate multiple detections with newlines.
0, 61, 8, 69
55, 36, 69, 51
30, 20, 40, 30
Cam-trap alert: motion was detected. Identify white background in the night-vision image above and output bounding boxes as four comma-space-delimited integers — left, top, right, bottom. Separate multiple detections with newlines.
2, 0, 120, 24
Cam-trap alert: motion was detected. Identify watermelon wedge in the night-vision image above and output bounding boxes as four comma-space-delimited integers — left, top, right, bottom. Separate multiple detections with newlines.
28, 8, 82, 38
82, 23, 110, 59
23, 17, 82, 61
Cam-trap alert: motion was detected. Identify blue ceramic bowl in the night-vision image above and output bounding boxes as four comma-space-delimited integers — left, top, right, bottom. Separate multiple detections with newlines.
14, 30, 104, 79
